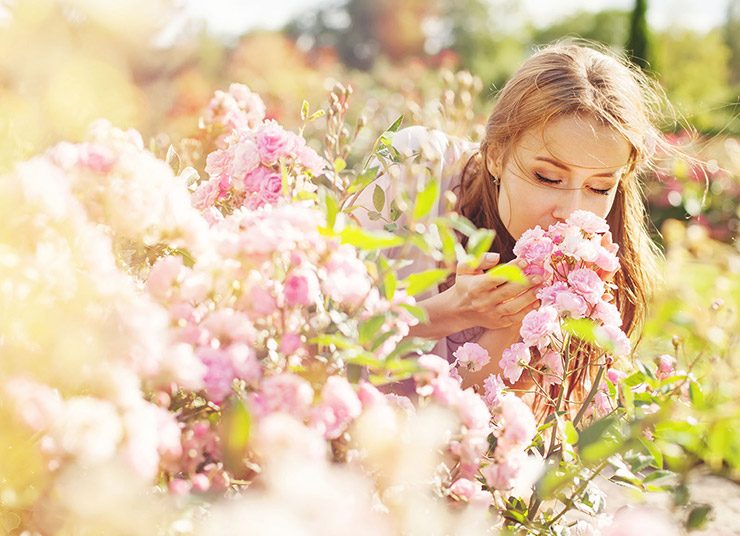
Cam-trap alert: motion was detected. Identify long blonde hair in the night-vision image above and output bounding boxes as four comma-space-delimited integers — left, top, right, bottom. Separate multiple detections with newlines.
455, 40, 666, 407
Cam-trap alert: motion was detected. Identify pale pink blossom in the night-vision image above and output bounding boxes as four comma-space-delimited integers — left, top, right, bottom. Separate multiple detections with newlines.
52, 397, 123, 464
228, 343, 262, 384
520, 306, 559, 349
146, 255, 184, 300
540, 349, 564, 386
655, 354, 676, 380
227, 139, 260, 178
512, 226, 554, 264
283, 273, 313, 307
78, 142, 116, 173
4, 377, 63, 431
253, 121, 297, 165
453, 342, 491, 372
313, 376, 362, 439
499, 342, 531, 384
251, 373, 314, 419
279, 333, 303, 355
568, 268, 606, 304
205, 149, 233, 177
595, 324, 631, 357
554, 289, 589, 318
494, 393, 537, 453
536, 282, 568, 306
199, 347, 236, 404
566, 209, 609, 234
296, 144, 327, 175
455, 388, 491, 431
322, 245, 372, 307
483, 374, 506, 408
593, 300, 623, 327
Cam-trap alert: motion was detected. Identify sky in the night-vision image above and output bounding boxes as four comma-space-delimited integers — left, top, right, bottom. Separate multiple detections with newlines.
183, 0, 732, 39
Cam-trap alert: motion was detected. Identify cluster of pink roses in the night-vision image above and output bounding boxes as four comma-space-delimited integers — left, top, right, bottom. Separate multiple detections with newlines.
499, 211, 632, 395
193, 84, 326, 215
145, 203, 420, 489
413, 350, 540, 508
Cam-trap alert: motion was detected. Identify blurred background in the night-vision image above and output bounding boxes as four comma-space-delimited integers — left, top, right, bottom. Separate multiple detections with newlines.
0, 0, 737, 243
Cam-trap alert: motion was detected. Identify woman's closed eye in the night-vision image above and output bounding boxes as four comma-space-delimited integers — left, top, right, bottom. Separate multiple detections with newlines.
533, 172, 612, 196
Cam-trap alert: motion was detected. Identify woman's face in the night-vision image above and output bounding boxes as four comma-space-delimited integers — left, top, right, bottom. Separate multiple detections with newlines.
489, 114, 632, 239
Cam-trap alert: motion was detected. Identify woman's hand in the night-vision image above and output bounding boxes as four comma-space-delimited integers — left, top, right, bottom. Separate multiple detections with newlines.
450, 252, 542, 332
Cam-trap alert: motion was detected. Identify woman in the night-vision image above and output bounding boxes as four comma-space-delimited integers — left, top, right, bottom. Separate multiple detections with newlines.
357, 41, 664, 404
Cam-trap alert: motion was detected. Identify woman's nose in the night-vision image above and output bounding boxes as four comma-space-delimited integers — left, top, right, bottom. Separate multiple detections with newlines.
552, 190, 584, 221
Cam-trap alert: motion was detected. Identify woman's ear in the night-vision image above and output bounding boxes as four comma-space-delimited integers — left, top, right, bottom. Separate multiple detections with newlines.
485, 150, 503, 178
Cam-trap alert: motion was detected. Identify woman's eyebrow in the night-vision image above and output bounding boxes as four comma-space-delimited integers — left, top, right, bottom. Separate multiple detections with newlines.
534, 156, 621, 178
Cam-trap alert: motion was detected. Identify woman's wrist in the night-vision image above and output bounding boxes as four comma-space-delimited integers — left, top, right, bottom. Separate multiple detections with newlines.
443, 285, 474, 333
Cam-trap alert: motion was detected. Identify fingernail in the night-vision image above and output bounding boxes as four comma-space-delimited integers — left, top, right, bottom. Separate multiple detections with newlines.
485, 252, 500, 261
532, 276, 543, 284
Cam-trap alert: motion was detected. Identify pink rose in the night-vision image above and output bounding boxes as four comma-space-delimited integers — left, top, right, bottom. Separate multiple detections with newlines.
454, 388, 491, 431
259, 171, 284, 205
540, 349, 564, 386
495, 394, 537, 453
595, 324, 631, 357
205, 148, 233, 177
279, 333, 303, 355
284, 273, 312, 307
554, 289, 588, 318
199, 347, 235, 404
251, 373, 314, 419
655, 354, 676, 380
483, 374, 506, 408
499, 342, 531, 384
567, 268, 605, 304
449, 478, 477, 500
313, 376, 362, 439
254, 121, 297, 164
228, 139, 260, 178
593, 300, 622, 327
537, 282, 568, 306
513, 226, 554, 264
453, 342, 491, 372
566, 209, 609, 234
520, 306, 559, 349
296, 144, 327, 175
146, 255, 184, 300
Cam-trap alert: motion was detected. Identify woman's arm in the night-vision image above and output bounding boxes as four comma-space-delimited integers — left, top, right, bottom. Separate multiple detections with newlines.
407, 285, 473, 339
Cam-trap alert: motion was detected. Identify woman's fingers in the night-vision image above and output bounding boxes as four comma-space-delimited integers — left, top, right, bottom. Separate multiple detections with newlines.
491, 275, 541, 303
456, 252, 500, 276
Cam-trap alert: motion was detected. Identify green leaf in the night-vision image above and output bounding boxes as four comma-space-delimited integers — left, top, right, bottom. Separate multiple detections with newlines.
344, 351, 383, 368
562, 318, 599, 344
309, 334, 355, 350
689, 380, 705, 409
359, 315, 386, 346
373, 185, 385, 213
564, 421, 579, 445
222, 398, 252, 461
385, 337, 435, 362
389, 199, 402, 221
333, 157, 347, 173
485, 264, 526, 284
301, 99, 309, 121
386, 114, 404, 133
639, 437, 664, 469
436, 223, 457, 264
347, 166, 379, 194
402, 268, 449, 296
643, 470, 674, 483
339, 227, 404, 250
687, 504, 712, 529
322, 188, 340, 230
400, 303, 429, 324
466, 228, 494, 260
413, 176, 440, 220
308, 109, 325, 121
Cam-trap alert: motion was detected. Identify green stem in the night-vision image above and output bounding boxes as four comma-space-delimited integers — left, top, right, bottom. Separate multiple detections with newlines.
573, 364, 606, 428
549, 460, 609, 526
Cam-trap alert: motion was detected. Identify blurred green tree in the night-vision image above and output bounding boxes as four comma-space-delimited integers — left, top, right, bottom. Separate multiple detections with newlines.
626, 0, 651, 70
652, 29, 735, 133
532, 9, 630, 48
